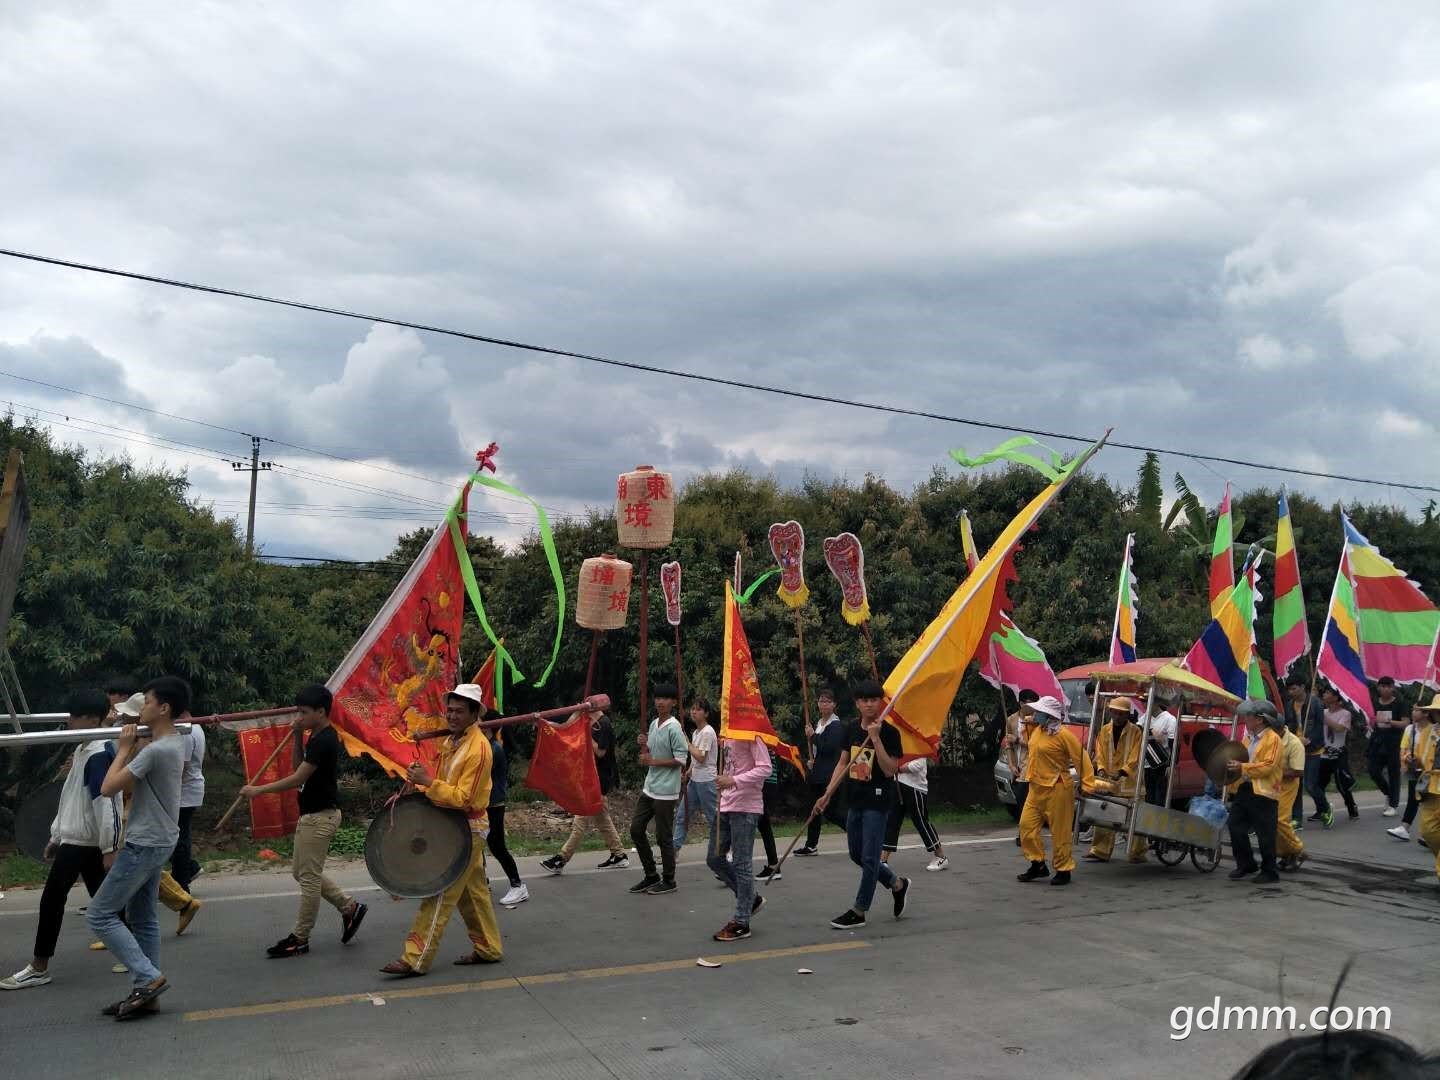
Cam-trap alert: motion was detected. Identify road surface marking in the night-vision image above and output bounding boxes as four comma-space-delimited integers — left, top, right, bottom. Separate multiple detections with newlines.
183, 940, 871, 1022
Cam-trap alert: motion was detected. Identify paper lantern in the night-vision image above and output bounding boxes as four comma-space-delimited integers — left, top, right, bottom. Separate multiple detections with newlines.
576, 554, 633, 630
616, 464, 675, 549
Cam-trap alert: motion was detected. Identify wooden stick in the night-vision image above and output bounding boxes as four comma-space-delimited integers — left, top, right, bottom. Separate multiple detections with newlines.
861, 621, 881, 682
674, 624, 684, 711
583, 629, 602, 700
639, 550, 651, 728
414, 695, 613, 739
794, 610, 814, 762
212, 726, 298, 834
770, 810, 818, 878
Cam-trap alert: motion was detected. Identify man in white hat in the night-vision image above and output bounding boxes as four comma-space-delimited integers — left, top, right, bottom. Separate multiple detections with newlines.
380, 683, 504, 977
1412, 693, 1440, 881
1084, 697, 1146, 864
1017, 695, 1092, 886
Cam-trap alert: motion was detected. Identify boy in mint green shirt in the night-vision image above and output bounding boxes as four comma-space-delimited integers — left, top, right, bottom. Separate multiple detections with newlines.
627, 684, 689, 895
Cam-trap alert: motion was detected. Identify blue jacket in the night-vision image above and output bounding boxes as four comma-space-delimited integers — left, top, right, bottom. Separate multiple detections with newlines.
1286, 696, 1325, 750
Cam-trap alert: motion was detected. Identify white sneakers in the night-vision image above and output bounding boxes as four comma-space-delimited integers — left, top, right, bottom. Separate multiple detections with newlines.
925, 857, 950, 872
1, 965, 52, 990
1382, 807, 1398, 818
1387, 824, 1411, 840
112, 962, 128, 974
499, 883, 529, 907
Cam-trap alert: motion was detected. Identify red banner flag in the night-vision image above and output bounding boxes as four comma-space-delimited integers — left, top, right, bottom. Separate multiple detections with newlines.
327, 511, 465, 780
719, 581, 806, 776
525, 715, 603, 816
470, 646, 500, 713
239, 724, 300, 839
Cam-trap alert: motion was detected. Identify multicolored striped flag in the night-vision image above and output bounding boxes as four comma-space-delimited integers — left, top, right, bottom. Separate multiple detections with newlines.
1209, 482, 1235, 618
1183, 552, 1262, 700
1342, 513, 1440, 685
960, 511, 1064, 701
1108, 532, 1139, 666
1271, 489, 1310, 679
1315, 548, 1373, 722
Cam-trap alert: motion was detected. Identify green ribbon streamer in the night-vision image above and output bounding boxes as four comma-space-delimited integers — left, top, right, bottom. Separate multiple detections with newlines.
736, 568, 781, 605
949, 435, 1066, 483
447, 471, 568, 692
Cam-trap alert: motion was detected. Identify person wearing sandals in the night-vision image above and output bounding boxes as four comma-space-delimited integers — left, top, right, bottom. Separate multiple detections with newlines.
380, 683, 503, 977
86, 676, 191, 1020
238, 683, 368, 958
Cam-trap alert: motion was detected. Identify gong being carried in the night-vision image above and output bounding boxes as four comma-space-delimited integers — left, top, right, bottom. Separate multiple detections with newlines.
364, 794, 472, 898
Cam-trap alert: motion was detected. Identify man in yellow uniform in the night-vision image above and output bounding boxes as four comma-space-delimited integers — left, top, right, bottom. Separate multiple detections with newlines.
1225, 699, 1284, 885
1017, 696, 1093, 887
1084, 697, 1145, 864
381, 683, 504, 977
1275, 718, 1308, 872
1414, 693, 1440, 881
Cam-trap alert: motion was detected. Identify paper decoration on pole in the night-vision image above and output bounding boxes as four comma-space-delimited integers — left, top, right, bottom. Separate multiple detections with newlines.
767, 521, 809, 608
661, 561, 682, 626
823, 533, 870, 626
616, 465, 675, 549
719, 581, 806, 776
239, 724, 300, 839
525, 715, 604, 816
576, 554, 633, 630
882, 435, 1107, 760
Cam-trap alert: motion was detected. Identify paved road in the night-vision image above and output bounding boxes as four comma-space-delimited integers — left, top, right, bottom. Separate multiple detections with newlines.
1, 794, 1436, 1079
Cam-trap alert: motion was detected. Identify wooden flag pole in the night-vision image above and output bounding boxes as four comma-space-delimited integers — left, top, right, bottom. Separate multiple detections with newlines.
583, 629, 602, 700
795, 611, 814, 761
769, 810, 818, 879
212, 727, 299, 834
860, 622, 882, 683
639, 550, 651, 728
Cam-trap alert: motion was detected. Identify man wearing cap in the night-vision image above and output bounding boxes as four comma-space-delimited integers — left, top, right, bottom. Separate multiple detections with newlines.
1413, 693, 1440, 881
1225, 700, 1284, 885
381, 683, 503, 976
1016, 695, 1093, 886
1084, 697, 1146, 864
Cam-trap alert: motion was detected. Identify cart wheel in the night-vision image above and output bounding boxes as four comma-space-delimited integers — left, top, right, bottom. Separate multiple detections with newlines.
1191, 846, 1220, 873
1154, 841, 1185, 867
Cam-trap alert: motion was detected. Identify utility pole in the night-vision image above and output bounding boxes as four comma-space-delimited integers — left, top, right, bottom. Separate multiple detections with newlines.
231, 435, 273, 556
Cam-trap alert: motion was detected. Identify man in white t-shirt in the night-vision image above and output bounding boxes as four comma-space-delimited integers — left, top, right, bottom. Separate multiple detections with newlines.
171, 723, 206, 889
1143, 696, 1178, 805
673, 698, 719, 851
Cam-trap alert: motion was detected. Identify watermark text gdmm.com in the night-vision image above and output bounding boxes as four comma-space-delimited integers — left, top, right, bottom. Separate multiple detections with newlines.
1171, 998, 1391, 1041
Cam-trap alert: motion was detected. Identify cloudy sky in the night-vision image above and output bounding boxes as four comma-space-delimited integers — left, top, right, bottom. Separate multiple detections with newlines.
2, 1, 1438, 561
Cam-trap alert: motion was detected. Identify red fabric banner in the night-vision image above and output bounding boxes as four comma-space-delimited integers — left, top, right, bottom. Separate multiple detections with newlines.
719, 582, 807, 776
239, 725, 299, 840
525, 716, 603, 816
328, 515, 465, 780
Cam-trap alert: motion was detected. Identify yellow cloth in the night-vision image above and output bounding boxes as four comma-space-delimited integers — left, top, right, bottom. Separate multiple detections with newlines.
1400, 721, 1431, 764
1280, 730, 1306, 775
1276, 779, 1304, 859
1020, 781, 1076, 871
1421, 800, 1440, 882
1089, 824, 1147, 863
1414, 723, 1440, 798
1092, 721, 1143, 797
158, 870, 192, 913
420, 724, 494, 834
1228, 728, 1283, 800
400, 844, 503, 973
1025, 726, 1094, 791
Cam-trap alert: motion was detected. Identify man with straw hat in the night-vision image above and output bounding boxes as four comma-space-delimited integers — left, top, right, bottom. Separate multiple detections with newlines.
1413, 692, 1440, 881
380, 683, 504, 977
1083, 697, 1146, 864
1016, 695, 1092, 886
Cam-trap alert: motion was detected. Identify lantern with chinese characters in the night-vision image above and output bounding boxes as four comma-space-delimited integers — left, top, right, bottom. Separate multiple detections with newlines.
615, 464, 675, 549
576, 554, 633, 630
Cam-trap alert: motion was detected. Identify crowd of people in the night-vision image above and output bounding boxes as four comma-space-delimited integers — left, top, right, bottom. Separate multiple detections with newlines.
5, 666, 1439, 1021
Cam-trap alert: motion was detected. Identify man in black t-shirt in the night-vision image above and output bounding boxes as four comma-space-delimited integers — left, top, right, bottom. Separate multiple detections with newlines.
540, 707, 630, 873
239, 684, 368, 958
813, 680, 912, 930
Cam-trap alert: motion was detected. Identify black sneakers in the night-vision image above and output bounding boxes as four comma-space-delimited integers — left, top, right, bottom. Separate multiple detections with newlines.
1017, 861, 1049, 882
830, 909, 866, 929
892, 877, 911, 919
540, 855, 566, 875
341, 902, 368, 944
751, 893, 766, 916
645, 880, 678, 895
628, 875, 662, 894
1049, 871, 1071, 886
597, 853, 629, 870
267, 934, 309, 959
755, 865, 782, 882
793, 846, 819, 857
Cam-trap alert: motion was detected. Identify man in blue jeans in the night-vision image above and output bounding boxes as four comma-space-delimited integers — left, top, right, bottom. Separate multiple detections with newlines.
88, 675, 191, 1020
813, 679, 911, 929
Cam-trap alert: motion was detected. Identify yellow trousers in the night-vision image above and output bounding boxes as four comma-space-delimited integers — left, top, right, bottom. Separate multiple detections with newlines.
1088, 785, 1145, 862
1421, 798, 1440, 882
401, 843, 503, 973
1276, 780, 1304, 859
158, 870, 193, 913
1020, 781, 1076, 872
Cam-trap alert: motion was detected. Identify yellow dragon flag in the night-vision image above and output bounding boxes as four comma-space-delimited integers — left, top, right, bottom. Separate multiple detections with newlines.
882, 435, 1108, 759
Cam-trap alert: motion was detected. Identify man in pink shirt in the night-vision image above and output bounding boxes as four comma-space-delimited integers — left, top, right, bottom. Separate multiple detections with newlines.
705, 734, 772, 942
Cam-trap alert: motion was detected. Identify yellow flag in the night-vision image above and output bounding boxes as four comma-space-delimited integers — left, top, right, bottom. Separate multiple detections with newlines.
883, 437, 1106, 759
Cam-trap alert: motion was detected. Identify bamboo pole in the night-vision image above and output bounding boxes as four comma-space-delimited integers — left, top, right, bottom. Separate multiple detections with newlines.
212, 726, 299, 833
794, 611, 814, 761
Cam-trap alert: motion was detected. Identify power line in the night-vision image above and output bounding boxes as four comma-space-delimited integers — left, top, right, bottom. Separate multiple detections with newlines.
2, 246, 1437, 494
